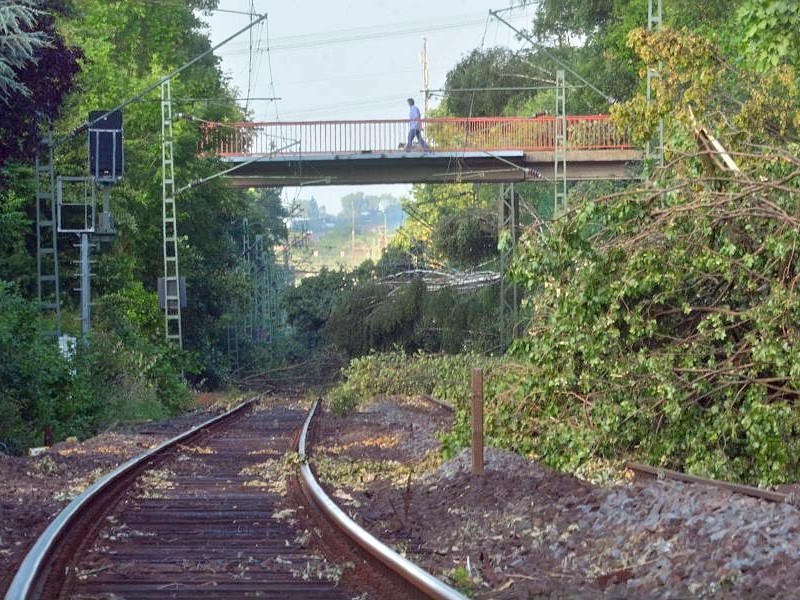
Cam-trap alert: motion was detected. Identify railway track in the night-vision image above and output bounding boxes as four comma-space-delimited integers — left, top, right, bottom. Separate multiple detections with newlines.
6, 396, 466, 599
626, 461, 794, 504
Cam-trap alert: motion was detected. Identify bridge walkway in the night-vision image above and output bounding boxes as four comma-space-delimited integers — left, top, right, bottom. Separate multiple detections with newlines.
198, 115, 643, 186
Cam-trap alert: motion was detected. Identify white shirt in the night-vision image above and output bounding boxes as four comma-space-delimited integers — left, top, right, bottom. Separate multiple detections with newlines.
409, 105, 422, 130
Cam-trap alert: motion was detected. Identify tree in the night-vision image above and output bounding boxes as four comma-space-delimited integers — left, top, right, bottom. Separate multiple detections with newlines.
443, 47, 538, 117
0, 1, 82, 168
0, 1, 49, 101
735, 0, 800, 70
529, 0, 615, 46
282, 267, 354, 349
326, 277, 426, 357
52, 0, 257, 372
432, 207, 498, 267
506, 18, 800, 483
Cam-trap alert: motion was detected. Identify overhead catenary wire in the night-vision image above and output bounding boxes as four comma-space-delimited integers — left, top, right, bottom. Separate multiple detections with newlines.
489, 8, 616, 105
218, 13, 510, 56
213, 5, 530, 123
262, 11, 281, 122
57, 12, 269, 145
428, 85, 582, 94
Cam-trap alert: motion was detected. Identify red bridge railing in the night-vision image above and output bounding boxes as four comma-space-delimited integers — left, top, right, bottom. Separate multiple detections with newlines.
200, 115, 632, 157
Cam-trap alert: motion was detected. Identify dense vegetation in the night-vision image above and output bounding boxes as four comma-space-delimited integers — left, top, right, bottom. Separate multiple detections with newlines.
326, 0, 800, 486
0, 0, 288, 452
2, 0, 799, 489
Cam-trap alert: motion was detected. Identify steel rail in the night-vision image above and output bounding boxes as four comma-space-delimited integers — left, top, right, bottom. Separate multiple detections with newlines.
626, 462, 794, 504
5, 398, 255, 600
298, 399, 468, 600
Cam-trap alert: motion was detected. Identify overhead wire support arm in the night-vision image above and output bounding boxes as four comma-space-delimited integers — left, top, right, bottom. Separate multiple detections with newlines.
488, 9, 615, 104
176, 140, 300, 194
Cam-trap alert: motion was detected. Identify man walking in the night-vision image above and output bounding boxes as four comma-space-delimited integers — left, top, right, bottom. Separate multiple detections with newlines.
405, 98, 430, 152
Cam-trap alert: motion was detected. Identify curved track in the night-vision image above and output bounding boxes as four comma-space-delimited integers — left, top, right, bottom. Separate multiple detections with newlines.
6, 397, 466, 599
294, 399, 465, 600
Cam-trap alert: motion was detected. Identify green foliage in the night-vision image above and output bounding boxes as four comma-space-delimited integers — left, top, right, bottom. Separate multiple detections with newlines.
508, 68, 800, 485
395, 182, 503, 269
0, 281, 75, 453
326, 350, 482, 417
422, 283, 500, 354
325, 279, 388, 356
448, 564, 475, 595
325, 277, 426, 357
374, 245, 416, 276
0, 279, 192, 454
282, 267, 356, 349
443, 48, 534, 117
319, 267, 500, 358
94, 281, 163, 341
432, 208, 498, 267
0, 181, 33, 284
0, 2, 81, 167
735, 0, 800, 70
530, 0, 615, 44
78, 326, 192, 422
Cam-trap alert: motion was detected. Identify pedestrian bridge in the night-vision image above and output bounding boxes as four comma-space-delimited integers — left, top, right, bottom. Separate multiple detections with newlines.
198, 115, 643, 187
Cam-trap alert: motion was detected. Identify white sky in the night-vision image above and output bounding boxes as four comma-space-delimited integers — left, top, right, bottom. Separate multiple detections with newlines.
204, 0, 532, 214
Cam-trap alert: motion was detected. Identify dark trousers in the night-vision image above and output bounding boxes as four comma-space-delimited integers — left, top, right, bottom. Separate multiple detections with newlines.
405, 128, 429, 151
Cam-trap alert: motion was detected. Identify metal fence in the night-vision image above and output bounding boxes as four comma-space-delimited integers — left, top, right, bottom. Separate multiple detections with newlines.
200, 115, 632, 157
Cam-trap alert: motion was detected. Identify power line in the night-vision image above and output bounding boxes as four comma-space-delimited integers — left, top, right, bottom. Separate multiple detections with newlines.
58, 13, 269, 144
215, 12, 529, 57
489, 9, 615, 105
122, 0, 262, 15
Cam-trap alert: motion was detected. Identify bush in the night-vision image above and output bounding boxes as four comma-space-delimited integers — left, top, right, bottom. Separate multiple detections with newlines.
0, 280, 192, 454
0, 282, 83, 452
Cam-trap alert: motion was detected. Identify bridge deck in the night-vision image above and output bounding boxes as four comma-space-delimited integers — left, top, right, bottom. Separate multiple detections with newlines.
222, 149, 643, 187
199, 115, 643, 187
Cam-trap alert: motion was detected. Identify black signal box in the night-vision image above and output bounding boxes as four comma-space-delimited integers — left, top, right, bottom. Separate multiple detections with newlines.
88, 110, 123, 183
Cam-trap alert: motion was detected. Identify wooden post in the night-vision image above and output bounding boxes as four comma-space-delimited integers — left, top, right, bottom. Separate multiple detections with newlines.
43, 425, 53, 447
471, 368, 484, 475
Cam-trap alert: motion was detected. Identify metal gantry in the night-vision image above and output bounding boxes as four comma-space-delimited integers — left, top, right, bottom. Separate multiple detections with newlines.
499, 183, 519, 351
56, 176, 96, 336
241, 219, 253, 343
35, 128, 62, 337
554, 70, 567, 214
247, 229, 282, 344
646, 0, 664, 167
161, 80, 183, 348
230, 218, 285, 363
